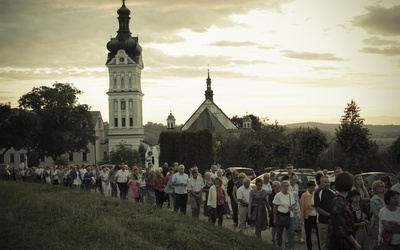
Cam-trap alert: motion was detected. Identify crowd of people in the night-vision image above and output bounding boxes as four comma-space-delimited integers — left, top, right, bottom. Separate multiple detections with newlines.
5, 162, 400, 250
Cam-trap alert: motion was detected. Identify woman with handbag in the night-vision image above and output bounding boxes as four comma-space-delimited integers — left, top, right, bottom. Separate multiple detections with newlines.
207, 177, 227, 226
248, 178, 270, 238
273, 180, 295, 250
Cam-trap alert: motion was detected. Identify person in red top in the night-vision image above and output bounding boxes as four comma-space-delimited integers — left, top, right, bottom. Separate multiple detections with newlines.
152, 169, 166, 208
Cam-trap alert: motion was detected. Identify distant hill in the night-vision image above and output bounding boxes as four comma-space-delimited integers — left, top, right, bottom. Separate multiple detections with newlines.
284, 122, 400, 148
143, 122, 167, 145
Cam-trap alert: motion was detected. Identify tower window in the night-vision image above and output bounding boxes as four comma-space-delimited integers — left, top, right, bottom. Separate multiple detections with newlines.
114, 101, 118, 110
10, 154, 14, 163
121, 100, 126, 110
114, 118, 118, 127
69, 153, 73, 162
122, 118, 126, 127
129, 118, 133, 126
120, 58, 124, 63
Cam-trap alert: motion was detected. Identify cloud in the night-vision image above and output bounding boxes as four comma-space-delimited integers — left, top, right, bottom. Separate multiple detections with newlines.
352, 5, 400, 36
360, 46, 400, 56
280, 50, 346, 61
363, 37, 400, 46
209, 41, 260, 47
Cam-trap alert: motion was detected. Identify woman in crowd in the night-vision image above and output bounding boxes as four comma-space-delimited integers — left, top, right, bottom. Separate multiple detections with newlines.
370, 180, 385, 250
327, 172, 361, 250
152, 168, 166, 208
347, 189, 370, 250
248, 178, 270, 238
353, 174, 370, 205
207, 177, 227, 226
70, 166, 80, 189
216, 169, 232, 218
128, 166, 140, 202
299, 180, 319, 250
379, 189, 400, 249
138, 169, 147, 203
262, 173, 273, 196
164, 167, 175, 210
83, 166, 95, 192
269, 180, 281, 245
145, 168, 156, 205
289, 173, 304, 244
269, 171, 276, 182
100, 165, 111, 197
381, 176, 393, 191
203, 171, 214, 217
273, 180, 295, 250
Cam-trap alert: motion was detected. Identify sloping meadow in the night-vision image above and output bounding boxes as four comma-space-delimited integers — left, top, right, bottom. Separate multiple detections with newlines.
0, 181, 270, 250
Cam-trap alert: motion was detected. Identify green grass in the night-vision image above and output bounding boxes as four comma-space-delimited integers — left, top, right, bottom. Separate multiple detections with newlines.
0, 181, 271, 250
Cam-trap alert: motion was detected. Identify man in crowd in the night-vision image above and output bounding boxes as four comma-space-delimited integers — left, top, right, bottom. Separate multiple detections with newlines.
236, 177, 251, 232
172, 164, 189, 214
115, 164, 130, 199
187, 169, 204, 218
210, 164, 218, 180
329, 166, 342, 187
281, 163, 295, 181
227, 170, 240, 226
314, 175, 336, 250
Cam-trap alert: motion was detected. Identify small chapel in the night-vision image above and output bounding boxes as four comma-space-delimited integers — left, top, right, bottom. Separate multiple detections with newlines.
166, 70, 252, 139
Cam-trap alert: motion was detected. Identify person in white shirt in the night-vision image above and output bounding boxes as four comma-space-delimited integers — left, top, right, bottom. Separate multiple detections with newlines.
115, 164, 131, 200
172, 164, 189, 214
100, 165, 111, 197
273, 180, 295, 250
236, 177, 251, 231
187, 169, 205, 218
390, 172, 400, 206
379, 189, 400, 248
210, 164, 218, 180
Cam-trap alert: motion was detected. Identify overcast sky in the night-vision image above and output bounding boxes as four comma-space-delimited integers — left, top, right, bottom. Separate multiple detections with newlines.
1, 0, 399, 125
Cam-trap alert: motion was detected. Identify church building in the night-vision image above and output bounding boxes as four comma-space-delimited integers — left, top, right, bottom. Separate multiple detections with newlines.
105, 0, 145, 151
180, 70, 241, 139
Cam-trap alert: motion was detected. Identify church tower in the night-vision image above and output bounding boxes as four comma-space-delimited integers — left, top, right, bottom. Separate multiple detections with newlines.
106, 0, 144, 150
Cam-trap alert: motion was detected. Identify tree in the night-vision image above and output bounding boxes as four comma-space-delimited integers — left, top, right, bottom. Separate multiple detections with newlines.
0, 103, 37, 160
109, 142, 142, 166
335, 99, 376, 172
244, 141, 268, 172
231, 114, 266, 131
389, 136, 400, 169
18, 83, 96, 161
290, 127, 329, 169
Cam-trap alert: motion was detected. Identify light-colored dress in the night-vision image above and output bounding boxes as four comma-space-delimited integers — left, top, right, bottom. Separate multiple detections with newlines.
289, 183, 303, 230
73, 171, 82, 186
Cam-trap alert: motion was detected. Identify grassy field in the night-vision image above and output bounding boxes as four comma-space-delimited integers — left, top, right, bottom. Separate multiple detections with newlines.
0, 181, 270, 250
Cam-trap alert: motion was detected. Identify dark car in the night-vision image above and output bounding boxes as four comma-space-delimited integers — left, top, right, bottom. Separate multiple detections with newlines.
223, 167, 256, 180
276, 171, 316, 196
361, 172, 398, 191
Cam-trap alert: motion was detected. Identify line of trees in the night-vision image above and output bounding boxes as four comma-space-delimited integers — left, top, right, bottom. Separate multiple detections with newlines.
157, 99, 400, 173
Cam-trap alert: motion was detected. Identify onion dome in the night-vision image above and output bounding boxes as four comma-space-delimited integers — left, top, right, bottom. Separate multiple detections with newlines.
117, 1, 130, 16
106, 0, 142, 64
